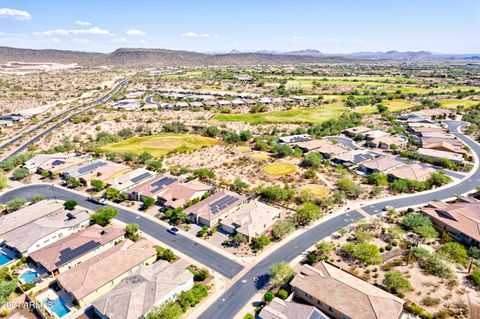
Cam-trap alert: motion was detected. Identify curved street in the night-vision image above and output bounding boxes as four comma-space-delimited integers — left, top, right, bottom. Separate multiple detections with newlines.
197, 120, 480, 319
0, 121, 478, 319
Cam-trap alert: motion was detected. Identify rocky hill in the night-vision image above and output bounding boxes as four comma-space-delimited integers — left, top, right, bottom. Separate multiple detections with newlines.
0, 46, 478, 68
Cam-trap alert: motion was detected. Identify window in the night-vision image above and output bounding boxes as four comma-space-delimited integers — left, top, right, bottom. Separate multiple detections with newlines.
328, 306, 335, 313
343, 316, 351, 319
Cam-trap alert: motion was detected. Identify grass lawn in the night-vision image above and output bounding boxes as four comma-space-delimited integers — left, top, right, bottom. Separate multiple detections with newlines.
236, 146, 251, 152
213, 104, 347, 124
251, 152, 270, 160
301, 184, 329, 198
263, 162, 298, 176
439, 99, 480, 109
101, 134, 218, 157
384, 99, 419, 112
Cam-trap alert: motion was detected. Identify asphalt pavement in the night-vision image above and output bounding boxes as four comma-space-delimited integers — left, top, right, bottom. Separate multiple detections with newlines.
198, 120, 480, 319
0, 184, 244, 279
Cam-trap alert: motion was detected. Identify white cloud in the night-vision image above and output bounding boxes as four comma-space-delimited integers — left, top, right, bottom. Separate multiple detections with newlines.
322, 38, 342, 43
111, 38, 128, 43
181, 32, 198, 38
75, 20, 92, 26
126, 28, 146, 36
48, 38, 61, 44
200, 33, 210, 38
138, 39, 147, 44
0, 31, 27, 37
0, 8, 31, 20
33, 26, 114, 36
292, 36, 304, 40
72, 38, 91, 44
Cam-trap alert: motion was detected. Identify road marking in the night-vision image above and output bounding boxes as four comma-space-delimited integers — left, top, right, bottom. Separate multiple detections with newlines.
356, 208, 370, 218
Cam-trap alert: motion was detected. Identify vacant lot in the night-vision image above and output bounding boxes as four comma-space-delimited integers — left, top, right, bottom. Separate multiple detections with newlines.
213, 104, 347, 124
101, 134, 218, 157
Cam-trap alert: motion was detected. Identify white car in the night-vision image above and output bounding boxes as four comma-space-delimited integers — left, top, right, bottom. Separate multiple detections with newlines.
383, 205, 394, 211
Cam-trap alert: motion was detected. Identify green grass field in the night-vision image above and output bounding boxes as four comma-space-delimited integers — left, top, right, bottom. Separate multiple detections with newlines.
263, 162, 298, 176
101, 134, 218, 157
439, 99, 480, 109
301, 184, 329, 198
213, 104, 347, 124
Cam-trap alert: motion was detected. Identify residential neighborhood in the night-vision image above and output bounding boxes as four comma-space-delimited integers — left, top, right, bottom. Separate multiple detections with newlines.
1, 2, 480, 319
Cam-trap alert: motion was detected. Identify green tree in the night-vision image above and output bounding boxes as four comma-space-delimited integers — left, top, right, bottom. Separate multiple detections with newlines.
239, 130, 252, 142
66, 176, 81, 188
383, 271, 412, 295
342, 242, 382, 265
6, 198, 27, 213
303, 152, 322, 168
231, 232, 247, 247
402, 213, 438, 240
146, 159, 163, 172
428, 172, 451, 187
271, 220, 295, 240
193, 168, 215, 181
90, 179, 104, 192
253, 235, 271, 251
12, 168, 29, 180
125, 224, 139, 241
274, 144, 293, 157
337, 177, 364, 198
269, 262, 294, 287
164, 208, 188, 225
137, 151, 154, 164
315, 241, 335, 260
63, 200, 77, 211
105, 187, 120, 201
143, 197, 156, 209
90, 207, 118, 226
146, 301, 183, 319
233, 178, 249, 192
295, 202, 323, 226
366, 172, 388, 186
468, 270, 480, 288
437, 242, 468, 265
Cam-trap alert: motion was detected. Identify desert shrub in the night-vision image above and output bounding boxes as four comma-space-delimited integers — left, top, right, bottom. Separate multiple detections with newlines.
383, 271, 412, 295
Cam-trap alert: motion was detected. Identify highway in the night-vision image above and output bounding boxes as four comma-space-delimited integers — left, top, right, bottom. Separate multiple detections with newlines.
0, 184, 244, 279
197, 120, 480, 319
0, 80, 128, 161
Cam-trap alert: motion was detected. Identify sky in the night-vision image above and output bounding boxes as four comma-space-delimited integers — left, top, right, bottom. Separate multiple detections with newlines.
0, 0, 479, 54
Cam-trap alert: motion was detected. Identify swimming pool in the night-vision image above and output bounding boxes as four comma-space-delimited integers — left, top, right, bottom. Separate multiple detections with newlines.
46, 297, 70, 318
0, 253, 12, 266
19, 270, 38, 284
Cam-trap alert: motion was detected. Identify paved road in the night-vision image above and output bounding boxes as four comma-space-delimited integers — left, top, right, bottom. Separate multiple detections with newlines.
145, 95, 155, 104
0, 184, 244, 279
0, 80, 127, 160
198, 120, 480, 319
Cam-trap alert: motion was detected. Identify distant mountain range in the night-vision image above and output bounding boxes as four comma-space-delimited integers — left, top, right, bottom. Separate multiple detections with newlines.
0, 46, 479, 68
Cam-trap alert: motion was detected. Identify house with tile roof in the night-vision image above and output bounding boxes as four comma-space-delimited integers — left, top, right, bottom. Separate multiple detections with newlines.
64, 159, 131, 183
106, 168, 156, 192
158, 180, 213, 209
290, 262, 404, 319
421, 200, 480, 247
0, 200, 65, 238
2, 209, 90, 256
57, 239, 157, 306
388, 163, 435, 181
127, 173, 180, 201
220, 200, 282, 241
184, 190, 246, 227
259, 297, 329, 319
29, 225, 125, 276
92, 260, 193, 319
357, 156, 403, 174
